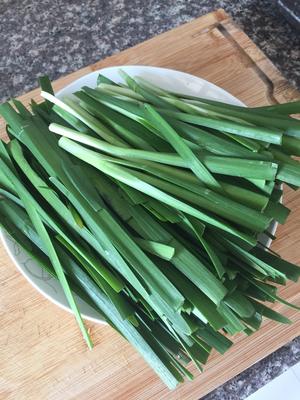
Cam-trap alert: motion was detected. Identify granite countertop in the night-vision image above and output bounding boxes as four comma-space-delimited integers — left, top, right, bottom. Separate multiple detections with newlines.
1, 1, 300, 399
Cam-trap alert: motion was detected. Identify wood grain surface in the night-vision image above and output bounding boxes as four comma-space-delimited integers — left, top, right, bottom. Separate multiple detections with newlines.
0, 9, 299, 400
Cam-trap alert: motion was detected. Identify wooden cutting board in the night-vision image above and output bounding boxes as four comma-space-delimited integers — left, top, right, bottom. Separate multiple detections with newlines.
0, 9, 299, 400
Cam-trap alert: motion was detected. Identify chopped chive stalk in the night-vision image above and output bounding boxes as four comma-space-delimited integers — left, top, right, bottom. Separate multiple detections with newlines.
41, 91, 127, 146
157, 109, 283, 144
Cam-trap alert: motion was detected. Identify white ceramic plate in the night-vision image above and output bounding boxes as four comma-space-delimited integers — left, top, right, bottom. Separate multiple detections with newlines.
0, 65, 277, 323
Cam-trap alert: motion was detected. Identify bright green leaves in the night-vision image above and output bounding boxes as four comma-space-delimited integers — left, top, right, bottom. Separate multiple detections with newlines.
1, 71, 300, 389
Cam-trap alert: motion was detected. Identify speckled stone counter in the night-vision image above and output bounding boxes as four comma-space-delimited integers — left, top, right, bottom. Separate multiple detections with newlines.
1, 1, 300, 399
